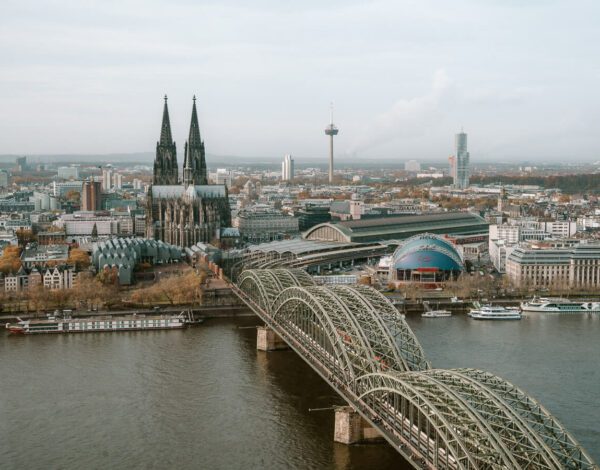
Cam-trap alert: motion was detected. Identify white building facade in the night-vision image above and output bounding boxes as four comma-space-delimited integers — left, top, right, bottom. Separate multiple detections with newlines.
281, 154, 294, 182
506, 241, 600, 289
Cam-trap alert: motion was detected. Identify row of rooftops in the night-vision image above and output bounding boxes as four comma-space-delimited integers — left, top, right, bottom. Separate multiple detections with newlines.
22, 244, 69, 262
150, 185, 227, 200
508, 240, 600, 264
0, 264, 76, 279
93, 237, 179, 252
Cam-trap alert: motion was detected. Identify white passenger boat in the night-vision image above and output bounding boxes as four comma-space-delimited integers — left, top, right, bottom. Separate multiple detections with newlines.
468, 305, 522, 320
422, 310, 452, 318
6, 312, 189, 335
520, 297, 600, 313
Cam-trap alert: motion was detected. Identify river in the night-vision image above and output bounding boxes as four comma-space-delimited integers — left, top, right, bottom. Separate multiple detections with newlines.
0, 312, 598, 469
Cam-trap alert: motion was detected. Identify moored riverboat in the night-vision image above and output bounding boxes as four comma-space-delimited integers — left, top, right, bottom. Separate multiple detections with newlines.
521, 297, 600, 313
422, 310, 452, 318
468, 305, 522, 320
6, 312, 189, 335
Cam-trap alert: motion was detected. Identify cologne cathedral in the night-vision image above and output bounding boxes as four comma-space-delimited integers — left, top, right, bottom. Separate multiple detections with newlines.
146, 96, 231, 247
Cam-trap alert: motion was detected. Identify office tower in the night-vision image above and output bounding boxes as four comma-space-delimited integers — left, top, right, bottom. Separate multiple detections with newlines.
112, 173, 123, 189
15, 156, 27, 172
454, 131, 470, 189
324, 103, 339, 184
0, 170, 8, 188
281, 154, 294, 182
82, 180, 102, 211
102, 168, 112, 191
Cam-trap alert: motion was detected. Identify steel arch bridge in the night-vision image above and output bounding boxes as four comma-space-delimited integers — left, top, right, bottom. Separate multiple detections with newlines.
231, 268, 597, 469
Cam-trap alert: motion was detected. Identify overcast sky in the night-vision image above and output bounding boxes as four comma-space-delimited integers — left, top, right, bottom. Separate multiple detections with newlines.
1, 0, 599, 162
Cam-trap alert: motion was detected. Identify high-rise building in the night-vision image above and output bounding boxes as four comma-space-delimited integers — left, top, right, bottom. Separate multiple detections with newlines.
281, 154, 294, 182
102, 168, 113, 191
0, 170, 9, 188
453, 131, 470, 189
15, 156, 27, 172
81, 180, 102, 211
132, 179, 143, 190
112, 173, 123, 189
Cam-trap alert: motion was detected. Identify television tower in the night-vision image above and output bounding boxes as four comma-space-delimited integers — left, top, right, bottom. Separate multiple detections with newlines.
324, 102, 339, 184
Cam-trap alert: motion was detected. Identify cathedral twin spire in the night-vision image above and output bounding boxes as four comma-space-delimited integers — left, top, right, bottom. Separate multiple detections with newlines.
153, 95, 208, 186
153, 95, 178, 185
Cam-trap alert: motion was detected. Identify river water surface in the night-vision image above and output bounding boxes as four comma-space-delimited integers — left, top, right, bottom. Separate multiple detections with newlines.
1, 312, 598, 469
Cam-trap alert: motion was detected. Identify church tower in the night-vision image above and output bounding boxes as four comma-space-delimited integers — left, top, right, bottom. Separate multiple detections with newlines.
183, 96, 208, 185
147, 95, 231, 247
153, 95, 179, 185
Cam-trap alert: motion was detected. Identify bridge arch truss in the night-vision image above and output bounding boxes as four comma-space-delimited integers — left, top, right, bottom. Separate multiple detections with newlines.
233, 268, 597, 469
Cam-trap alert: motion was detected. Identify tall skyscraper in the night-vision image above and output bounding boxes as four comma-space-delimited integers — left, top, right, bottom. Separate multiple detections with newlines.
82, 180, 102, 211
0, 170, 9, 188
15, 156, 27, 172
453, 131, 470, 189
281, 154, 294, 182
324, 103, 339, 184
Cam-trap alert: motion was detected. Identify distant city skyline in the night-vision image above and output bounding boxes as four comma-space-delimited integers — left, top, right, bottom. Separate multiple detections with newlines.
3, 151, 600, 169
1, 0, 599, 161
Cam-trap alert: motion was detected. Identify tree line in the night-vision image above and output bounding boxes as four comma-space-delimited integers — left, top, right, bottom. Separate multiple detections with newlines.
470, 174, 600, 194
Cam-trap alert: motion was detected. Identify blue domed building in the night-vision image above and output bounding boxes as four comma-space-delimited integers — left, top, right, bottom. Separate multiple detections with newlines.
390, 233, 464, 285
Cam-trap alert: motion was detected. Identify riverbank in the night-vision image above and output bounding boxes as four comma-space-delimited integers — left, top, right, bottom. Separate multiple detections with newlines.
0, 305, 253, 326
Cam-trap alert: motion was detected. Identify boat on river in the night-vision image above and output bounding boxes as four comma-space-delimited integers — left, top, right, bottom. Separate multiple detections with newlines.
6, 312, 190, 335
521, 297, 600, 313
422, 310, 452, 318
468, 305, 522, 320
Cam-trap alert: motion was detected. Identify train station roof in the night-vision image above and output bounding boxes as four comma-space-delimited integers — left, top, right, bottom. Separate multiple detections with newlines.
303, 212, 489, 243
247, 238, 353, 256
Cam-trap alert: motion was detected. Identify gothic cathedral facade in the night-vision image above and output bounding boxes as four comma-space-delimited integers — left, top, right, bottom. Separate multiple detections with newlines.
146, 96, 231, 247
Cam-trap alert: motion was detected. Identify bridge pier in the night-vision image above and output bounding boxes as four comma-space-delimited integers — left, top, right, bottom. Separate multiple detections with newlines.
256, 326, 289, 351
334, 406, 382, 444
